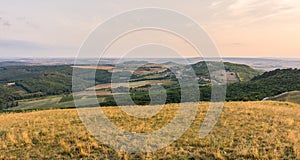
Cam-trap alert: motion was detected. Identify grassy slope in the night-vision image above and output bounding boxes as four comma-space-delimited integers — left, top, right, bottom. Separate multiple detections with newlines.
223, 62, 261, 81
10, 96, 75, 110
268, 91, 300, 104
1, 102, 300, 159
192, 61, 261, 82
227, 69, 300, 101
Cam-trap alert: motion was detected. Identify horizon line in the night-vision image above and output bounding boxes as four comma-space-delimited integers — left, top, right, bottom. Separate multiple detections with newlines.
0, 56, 300, 60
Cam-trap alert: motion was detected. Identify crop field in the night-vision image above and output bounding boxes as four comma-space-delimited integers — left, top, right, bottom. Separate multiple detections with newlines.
90, 80, 169, 91
7, 96, 75, 110
72, 66, 115, 72
1, 101, 300, 159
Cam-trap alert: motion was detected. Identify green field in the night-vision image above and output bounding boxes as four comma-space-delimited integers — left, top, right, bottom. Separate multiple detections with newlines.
9, 96, 75, 110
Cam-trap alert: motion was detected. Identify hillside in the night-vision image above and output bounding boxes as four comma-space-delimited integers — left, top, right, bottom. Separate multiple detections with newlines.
1, 62, 299, 110
266, 91, 300, 104
223, 62, 261, 81
0, 65, 112, 109
0, 102, 299, 159
0, 61, 30, 67
0, 61, 262, 110
227, 68, 300, 101
191, 61, 261, 83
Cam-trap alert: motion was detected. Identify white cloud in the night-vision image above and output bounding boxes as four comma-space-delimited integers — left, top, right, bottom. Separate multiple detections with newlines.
210, 0, 300, 25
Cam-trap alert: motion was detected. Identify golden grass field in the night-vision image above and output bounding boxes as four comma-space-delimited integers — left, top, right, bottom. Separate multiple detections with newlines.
1, 102, 300, 159
72, 66, 115, 72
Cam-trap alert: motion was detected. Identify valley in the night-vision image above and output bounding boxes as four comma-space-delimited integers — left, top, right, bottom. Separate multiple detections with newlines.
0, 59, 299, 111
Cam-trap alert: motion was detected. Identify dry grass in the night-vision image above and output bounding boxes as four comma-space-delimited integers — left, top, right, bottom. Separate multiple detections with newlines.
0, 102, 300, 159
268, 91, 300, 104
72, 66, 115, 72
88, 80, 169, 91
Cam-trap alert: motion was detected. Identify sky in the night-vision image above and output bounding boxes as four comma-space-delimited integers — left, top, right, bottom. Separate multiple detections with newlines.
0, 0, 300, 58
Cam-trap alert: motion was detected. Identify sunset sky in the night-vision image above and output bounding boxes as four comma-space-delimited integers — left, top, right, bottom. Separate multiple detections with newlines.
0, 0, 299, 58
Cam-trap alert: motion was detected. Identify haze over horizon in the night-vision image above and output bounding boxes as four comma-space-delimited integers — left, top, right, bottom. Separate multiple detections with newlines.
2, 54, 300, 59
1, 0, 300, 58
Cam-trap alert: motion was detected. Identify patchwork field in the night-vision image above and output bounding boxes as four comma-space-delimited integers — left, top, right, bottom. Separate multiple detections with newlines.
1, 102, 300, 159
8, 96, 75, 110
89, 80, 169, 91
72, 66, 115, 72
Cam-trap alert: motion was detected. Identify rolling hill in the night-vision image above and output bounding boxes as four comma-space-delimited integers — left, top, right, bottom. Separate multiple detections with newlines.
1, 61, 299, 110
0, 61, 262, 110
191, 61, 261, 83
227, 68, 300, 101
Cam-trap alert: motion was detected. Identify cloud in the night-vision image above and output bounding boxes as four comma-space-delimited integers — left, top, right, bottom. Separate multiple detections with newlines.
0, 39, 77, 57
229, 0, 294, 18
2, 21, 11, 27
0, 17, 11, 27
232, 42, 242, 46
16, 17, 26, 21
210, 0, 299, 25
0, 16, 40, 29
0, 39, 50, 51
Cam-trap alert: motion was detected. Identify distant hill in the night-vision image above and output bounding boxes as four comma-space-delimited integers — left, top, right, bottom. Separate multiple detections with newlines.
0, 61, 298, 110
265, 91, 300, 104
223, 62, 262, 81
192, 61, 261, 83
0, 65, 112, 109
0, 61, 31, 67
227, 68, 300, 101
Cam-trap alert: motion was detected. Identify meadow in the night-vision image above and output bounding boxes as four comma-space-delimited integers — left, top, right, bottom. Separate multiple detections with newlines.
0, 101, 299, 159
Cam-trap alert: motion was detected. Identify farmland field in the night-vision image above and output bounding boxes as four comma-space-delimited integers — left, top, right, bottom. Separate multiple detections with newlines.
72, 65, 115, 72
1, 101, 299, 159
9, 96, 72, 110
